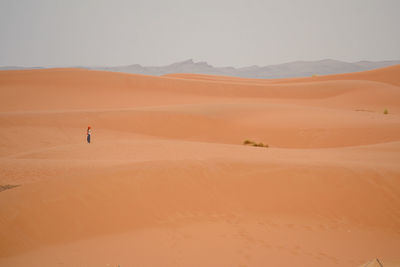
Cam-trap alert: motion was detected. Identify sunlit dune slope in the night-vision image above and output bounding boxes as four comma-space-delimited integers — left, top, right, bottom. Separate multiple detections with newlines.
1, 66, 400, 149
0, 66, 400, 267
166, 64, 400, 87
1, 65, 400, 111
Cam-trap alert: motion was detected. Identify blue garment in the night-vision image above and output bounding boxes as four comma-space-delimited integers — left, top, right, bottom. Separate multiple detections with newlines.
87, 134, 91, 144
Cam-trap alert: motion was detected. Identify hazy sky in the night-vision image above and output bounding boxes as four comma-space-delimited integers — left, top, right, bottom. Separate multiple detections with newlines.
1, 0, 399, 67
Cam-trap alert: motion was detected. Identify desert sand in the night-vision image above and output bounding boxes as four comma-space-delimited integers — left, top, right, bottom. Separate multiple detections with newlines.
0, 66, 400, 267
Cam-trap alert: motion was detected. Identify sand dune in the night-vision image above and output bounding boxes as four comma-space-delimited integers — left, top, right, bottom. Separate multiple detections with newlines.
0, 65, 400, 266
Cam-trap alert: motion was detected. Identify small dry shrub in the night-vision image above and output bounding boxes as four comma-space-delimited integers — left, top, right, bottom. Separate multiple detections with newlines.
244, 140, 268, 148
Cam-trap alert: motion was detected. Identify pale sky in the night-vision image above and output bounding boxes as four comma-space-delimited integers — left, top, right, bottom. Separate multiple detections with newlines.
0, 0, 399, 67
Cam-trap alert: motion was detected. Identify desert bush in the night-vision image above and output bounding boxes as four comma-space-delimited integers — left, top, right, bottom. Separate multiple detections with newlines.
243, 140, 255, 145
244, 140, 268, 148
0, 184, 19, 192
384, 108, 389, 115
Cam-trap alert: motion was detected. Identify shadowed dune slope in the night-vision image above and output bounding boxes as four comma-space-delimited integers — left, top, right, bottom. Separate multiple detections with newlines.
0, 66, 400, 267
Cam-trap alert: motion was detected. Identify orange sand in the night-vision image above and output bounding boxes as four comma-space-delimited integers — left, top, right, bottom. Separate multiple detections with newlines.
0, 66, 400, 267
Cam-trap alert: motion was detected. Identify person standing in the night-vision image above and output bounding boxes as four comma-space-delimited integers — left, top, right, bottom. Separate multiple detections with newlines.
87, 126, 92, 144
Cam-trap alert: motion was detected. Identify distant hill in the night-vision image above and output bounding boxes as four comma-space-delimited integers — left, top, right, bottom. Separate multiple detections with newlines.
87, 59, 400, 78
0, 66, 44, 71
2, 59, 400, 78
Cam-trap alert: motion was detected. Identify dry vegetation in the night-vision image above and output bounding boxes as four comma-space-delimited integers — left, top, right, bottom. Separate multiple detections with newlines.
0, 184, 19, 192
243, 140, 269, 148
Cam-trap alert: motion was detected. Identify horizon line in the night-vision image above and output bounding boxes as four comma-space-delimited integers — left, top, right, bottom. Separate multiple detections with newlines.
2, 58, 400, 69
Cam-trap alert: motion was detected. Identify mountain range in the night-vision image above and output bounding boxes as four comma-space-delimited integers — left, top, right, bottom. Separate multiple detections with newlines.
2, 59, 400, 78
